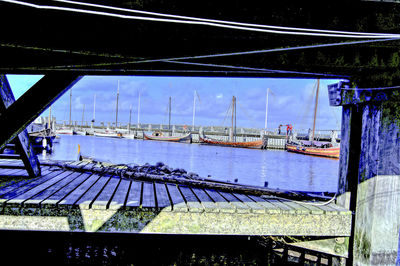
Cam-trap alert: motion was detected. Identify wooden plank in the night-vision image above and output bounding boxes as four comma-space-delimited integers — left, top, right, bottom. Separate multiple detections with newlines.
154, 182, 171, 211
0, 160, 24, 168
247, 195, 282, 214
267, 198, 296, 214
218, 191, 250, 213
75, 175, 111, 209
0, 164, 25, 170
0, 175, 36, 196
0, 158, 22, 165
165, 183, 187, 212
293, 201, 327, 215
0, 167, 24, 176
6, 170, 73, 206
108, 179, 130, 210
178, 185, 203, 213
41, 172, 93, 207
190, 187, 219, 213
91, 176, 121, 209
204, 188, 235, 213
277, 199, 312, 214
141, 181, 156, 208
4, 168, 29, 176
0, 169, 64, 204
0, 154, 21, 159
57, 173, 102, 207
325, 202, 351, 214
125, 181, 141, 208
0, 75, 41, 177
232, 193, 266, 214
24, 171, 84, 207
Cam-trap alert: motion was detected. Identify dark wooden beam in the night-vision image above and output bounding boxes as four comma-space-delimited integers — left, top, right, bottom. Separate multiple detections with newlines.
0, 75, 41, 177
0, 73, 81, 151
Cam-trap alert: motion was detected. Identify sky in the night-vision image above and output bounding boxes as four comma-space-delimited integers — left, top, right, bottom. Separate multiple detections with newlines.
6, 75, 343, 131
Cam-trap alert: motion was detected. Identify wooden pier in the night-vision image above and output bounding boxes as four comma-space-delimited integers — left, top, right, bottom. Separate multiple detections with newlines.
0, 159, 351, 237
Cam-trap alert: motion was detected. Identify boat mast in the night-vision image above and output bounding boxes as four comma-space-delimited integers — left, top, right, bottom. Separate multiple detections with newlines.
129, 104, 132, 134
48, 106, 52, 131
115, 80, 119, 128
265, 88, 269, 131
69, 89, 72, 126
137, 90, 141, 128
81, 104, 85, 129
168, 96, 172, 133
231, 96, 236, 142
92, 94, 96, 122
311, 79, 320, 144
234, 96, 237, 142
192, 90, 196, 130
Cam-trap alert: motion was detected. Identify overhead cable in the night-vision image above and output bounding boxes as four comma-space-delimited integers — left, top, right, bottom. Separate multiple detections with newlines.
166, 60, 346, 78
129, 38, 399, 64
2, 0, 400, 38
52, 0, 398, 37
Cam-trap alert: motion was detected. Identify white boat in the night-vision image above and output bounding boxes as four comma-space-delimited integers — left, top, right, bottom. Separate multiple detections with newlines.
122, 134, 135, 139
93, 130, 122, 138
56, 128, 75, 135
75, 130, 88, 136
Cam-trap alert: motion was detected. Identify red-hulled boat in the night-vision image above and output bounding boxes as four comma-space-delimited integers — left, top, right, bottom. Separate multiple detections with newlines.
286, 79, 340, 159
199, 135, 263, 149
286, 141, 340, 159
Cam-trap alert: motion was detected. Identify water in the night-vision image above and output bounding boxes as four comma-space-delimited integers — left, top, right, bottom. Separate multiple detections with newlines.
40, 135, 339, 193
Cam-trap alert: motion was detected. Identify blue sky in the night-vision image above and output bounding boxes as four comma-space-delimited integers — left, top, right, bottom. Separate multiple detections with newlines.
7, 75, 343, 131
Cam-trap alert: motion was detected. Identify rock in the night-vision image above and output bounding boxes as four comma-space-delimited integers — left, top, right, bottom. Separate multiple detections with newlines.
155, 162, 165, 168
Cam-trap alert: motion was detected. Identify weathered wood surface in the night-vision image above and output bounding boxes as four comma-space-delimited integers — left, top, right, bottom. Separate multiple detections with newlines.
0, 160, 352, 236
40, 159, 332, 201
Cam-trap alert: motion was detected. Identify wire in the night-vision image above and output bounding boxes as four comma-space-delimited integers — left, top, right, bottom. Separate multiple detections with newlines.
342, 85, 400, 90
35, 38, 395, 70
52, 0, 398, 36
166, 60, 348, 77
3, 0, 400, 38
128, 38, 399, 66
52, 0, 398, 37
262, 193, 337, 206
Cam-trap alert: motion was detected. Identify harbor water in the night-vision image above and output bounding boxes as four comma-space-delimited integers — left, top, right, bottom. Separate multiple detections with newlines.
41, 135, 339, 193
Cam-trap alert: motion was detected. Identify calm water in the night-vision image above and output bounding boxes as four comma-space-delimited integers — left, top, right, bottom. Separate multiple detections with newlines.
39, 135, 339, 193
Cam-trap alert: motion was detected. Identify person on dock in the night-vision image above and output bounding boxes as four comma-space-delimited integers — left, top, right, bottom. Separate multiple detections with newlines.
278, 124, 282, 135
286, 124, 293, 136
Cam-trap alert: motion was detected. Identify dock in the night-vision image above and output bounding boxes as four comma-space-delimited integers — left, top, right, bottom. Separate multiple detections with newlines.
0, 159, 351, 236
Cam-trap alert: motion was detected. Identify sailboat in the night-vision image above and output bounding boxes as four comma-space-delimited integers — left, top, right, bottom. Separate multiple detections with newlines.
144, 96, 192, 142
76, 104, 88, 135
285, 80, 340, 159
93, 81, 122, 138
56, 89, 75, 135
199, 96, 264, 149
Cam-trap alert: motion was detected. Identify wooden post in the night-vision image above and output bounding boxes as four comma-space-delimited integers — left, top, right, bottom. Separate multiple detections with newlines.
328, 81, 400, 265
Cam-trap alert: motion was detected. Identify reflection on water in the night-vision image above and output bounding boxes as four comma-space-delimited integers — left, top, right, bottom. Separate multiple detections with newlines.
41, 135, 339, 193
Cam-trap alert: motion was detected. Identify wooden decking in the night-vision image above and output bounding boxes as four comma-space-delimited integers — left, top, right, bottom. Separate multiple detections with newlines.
0, 159, 351, 236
